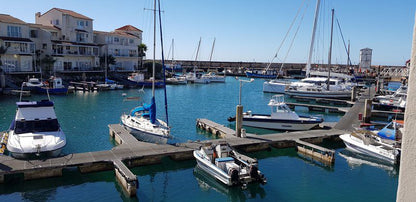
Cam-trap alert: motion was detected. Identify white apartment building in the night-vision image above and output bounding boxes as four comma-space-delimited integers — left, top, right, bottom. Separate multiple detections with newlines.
0, 14, 35, 72
35, 8, 100, 72
94, 25, 142, 71
0, 8, 143, 74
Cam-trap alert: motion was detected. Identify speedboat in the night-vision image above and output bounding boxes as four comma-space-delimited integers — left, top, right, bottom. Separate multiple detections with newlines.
202, 72, 225, 83
263, 79, 291, 93
193, 142, 266, 186
339, 120, 403, 164
6, 99, 66, 158
121, 102, 170, 144
228, 95, 323, 131
166, 75, 187, 85
339, 131, 400, 164
25, 77, 44, 88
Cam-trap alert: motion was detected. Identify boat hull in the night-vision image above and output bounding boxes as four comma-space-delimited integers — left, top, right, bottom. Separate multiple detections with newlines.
286, 90, 351, 98
123, 125, 168, 144
263, 81, 287, 93
34, 87, 68, 94
242, 115, 322, 131
246, 72, 276, 79
340, 134, 398, 164
193, 151, 233, 186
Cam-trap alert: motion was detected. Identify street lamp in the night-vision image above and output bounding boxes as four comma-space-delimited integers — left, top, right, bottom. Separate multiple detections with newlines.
235, 77, 254, 137
237, 77, 254, 105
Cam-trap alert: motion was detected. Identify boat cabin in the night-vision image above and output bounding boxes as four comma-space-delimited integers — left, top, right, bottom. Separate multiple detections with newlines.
268, 95, 299, 120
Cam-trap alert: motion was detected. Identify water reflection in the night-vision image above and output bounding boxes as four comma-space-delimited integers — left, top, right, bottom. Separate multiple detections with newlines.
193, 166, 266, 201
339, 149, 399, 176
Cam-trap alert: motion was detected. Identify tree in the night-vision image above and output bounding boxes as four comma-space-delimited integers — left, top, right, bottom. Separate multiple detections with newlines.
144, 61, 163, 79
0, 45, 8, 67
41, 55, 56, 77
138, 43, 147, 70
99, 54, 116, 71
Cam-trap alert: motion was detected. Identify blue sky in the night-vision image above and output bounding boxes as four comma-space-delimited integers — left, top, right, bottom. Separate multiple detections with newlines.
1, 0, 415, 65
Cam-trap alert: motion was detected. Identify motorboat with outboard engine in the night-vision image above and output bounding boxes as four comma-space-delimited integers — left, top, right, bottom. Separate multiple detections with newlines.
193, 142, 267, 186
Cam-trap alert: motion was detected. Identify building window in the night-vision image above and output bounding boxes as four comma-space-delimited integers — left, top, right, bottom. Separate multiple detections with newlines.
30, 30, 38, 38
76, 33, 86, 42
42, 44, 47, 49
51, 32, 58, 38
64, 62, 72, 71
5, 42, 11, 47
85, 21, 89, 26
7, 26, 22, 37
55, 19, 59, 25
77, 20, 84, 27
114, 37, 119, 42
129, 39, 134, 44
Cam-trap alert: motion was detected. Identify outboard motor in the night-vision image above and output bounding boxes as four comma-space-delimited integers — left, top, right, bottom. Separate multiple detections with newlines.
249, 165, 259, 179
229, 168, 239, 185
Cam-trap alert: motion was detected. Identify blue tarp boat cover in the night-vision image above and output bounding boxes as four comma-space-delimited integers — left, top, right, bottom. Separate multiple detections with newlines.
105, 78, 116, 84
130, 97, 156, 124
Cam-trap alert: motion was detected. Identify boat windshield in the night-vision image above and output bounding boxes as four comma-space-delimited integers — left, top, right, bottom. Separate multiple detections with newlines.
14, 119, 60, 134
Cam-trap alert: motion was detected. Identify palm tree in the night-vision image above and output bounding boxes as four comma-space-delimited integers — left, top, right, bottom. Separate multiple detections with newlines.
41, 55, 56, 77
0, 45, 8, 68
138, 43, 147, 70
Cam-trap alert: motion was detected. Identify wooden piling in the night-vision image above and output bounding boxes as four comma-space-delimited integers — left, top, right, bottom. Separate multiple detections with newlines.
363, 99, 372, 123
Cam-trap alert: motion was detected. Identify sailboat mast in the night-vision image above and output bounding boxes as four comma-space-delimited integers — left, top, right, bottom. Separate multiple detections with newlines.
194, 38, 201, 74
105, 45, 108, 82
152, 0, 156, 97
327, 9, 335, 90
305, 0, 321, 77
209, 38, 216, 68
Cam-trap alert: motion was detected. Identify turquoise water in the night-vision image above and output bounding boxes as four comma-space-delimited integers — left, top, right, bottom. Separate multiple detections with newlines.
0, 77, 397, 201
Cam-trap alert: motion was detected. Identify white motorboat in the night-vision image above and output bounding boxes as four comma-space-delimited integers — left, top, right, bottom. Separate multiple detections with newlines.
193, 142, 266, 186
166, 75, 187, 85
6, 99, 66, 158
202, 72, 225, 83
25, 77, 44, 88
228, 95, 323, 131
339, 131, 401, 164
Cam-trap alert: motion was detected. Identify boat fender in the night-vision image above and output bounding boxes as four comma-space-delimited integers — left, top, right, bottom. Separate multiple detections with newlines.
213, 151, 217, 159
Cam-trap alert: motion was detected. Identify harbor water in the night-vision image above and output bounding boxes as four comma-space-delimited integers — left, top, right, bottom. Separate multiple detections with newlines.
0, 77, 398, 201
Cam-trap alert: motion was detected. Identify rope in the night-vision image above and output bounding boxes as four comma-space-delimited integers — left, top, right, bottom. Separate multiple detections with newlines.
265, 0, 307, 72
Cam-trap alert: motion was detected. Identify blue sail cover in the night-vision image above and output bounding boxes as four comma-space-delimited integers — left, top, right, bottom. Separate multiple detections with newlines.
150, 97, 156, 124
105, 78, 116, 84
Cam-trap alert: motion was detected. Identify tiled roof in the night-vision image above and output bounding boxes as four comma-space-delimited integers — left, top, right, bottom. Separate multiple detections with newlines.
115, 25, 142, 32
94, 30, 138, 38
42, 8, 92, 20
0, 36, 33, 42
28, 23, 59, 30
0, 14, 26, 24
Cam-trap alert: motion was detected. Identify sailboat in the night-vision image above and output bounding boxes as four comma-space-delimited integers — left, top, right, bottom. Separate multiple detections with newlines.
285, 8, 352, 99
166, 39, 187, 85
202, 38, 225, 83
186, 38, 210, 84
121, 0, 170, 144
